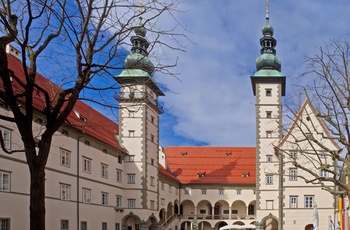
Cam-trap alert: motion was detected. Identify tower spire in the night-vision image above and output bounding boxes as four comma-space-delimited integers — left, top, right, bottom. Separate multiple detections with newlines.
265, 0, 269, 22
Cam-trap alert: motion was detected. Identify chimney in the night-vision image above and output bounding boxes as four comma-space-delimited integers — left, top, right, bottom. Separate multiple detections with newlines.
6, 44, 20, 60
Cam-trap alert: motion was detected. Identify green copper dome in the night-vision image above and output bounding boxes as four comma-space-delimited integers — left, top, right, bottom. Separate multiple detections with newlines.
262, 22, 274, 36
125, 53, 154, 74
256, 53, 281, 72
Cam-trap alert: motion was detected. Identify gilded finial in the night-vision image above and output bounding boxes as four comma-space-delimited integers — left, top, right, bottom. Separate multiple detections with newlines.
138, 1, 144, 16
265, 0, 269, 22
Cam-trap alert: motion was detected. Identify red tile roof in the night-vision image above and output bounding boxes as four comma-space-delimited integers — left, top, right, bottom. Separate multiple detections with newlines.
159, 164, 180, 182
164, 146, 256, 185
6, 53, 123, 152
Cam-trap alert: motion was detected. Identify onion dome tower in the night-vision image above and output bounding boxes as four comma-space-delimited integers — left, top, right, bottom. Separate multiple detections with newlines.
251, 1, 285, 229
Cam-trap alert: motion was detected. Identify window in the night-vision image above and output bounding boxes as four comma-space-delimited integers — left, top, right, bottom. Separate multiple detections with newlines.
161, 198, 165, 205
151, 158, 154, 165
102, 192, 109, 206
61, 219, 69, 230
102, 222, 107, 230
266, 111, 272, 118
320, 152, 327, 158
290, 196, 298, 208
219, 189, 224, 195
116, 170, 122, 183
266, 155, 273, 162
125, 155, 134, 162
306, 133, 313, 140
150, 200, 155, 210
0, 218, 9, 230
82, 157, 91, 173
266, 89, 272, 97
128, 199, 136, 208
289, 168, 297, 181
0, 171, 10, 191
127, 174, 135, 184
81, 221, 87, 230
161, 182, 165, 191
253, 190, 256, 195
169, 186, 172, 193
150, 115, 155, 124
305, 195, 314, 208
101, 164, 108, 179
201, 189, 207, 195
60, 184, 70, 200
128, 130, 135, 137
150, 134, 154, 142
266, 175, 273, 185
60, 149, 71, 167
236, 189, 242, 195
199, 209, 206, 214
0, 127, 11, 150
129, 111, 135, 117
320, 169, 328, 177
290, 151, 297, 159
118, 155, 123, 164
175, 188, 179, 195
231, 210, 238, 214
248, 204, 255, 215
184, 188, 190, 195
82, 188, 91, 203
150, 176, 155, 187
116, 196, 122, 208
115, 223, 120, 230
266, 131, 272, 138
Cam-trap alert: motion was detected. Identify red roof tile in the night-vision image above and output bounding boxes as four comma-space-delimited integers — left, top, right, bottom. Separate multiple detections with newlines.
6, 53, 123, 152
164, 146, 256, 185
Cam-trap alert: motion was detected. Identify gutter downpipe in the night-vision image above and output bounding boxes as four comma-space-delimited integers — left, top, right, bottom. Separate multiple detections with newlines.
77, 133, 84, 230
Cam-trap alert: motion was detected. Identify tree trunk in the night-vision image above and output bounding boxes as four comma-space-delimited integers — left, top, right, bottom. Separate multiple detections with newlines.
29, 163, 46, 230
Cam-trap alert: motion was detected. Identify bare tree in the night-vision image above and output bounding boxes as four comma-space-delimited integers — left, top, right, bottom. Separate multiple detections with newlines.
277, 38, 350, 198
0, 1, 185, 229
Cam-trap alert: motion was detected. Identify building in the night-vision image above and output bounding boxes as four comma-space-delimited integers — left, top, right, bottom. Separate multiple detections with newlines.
0, 7, 339, 230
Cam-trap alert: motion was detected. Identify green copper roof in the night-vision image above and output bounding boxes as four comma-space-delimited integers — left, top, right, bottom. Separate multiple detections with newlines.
254, 69, 284, 77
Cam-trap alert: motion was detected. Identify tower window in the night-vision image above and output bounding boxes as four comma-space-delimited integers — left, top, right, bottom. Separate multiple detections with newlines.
266, 111, 272, 118
266, 131, 273, 138
265, 89, 272, 97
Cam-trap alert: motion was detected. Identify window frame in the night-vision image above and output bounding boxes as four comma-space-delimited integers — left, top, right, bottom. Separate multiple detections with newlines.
60, 183, 71, 200
60, 148, 71, 167
0, 127, 11, 150
101, 163, 108, 179
61, 219, 69, 230
116, 170, 122, 183
82, 157, 91, 173
101, 192, 109, 206
82, 188, 91, 203
304, 195, 314, 208
128, 199, 136, 208
289, 168, 298, 181
127, 174, 135, 184
116, 195, 122, 208
266, 175, 273, 185
290, 196, 298, 208
0, 171, 10, 192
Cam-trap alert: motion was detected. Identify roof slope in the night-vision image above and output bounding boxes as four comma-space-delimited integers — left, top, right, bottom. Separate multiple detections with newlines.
6, 53, 123, 152
164, 146, 256, 185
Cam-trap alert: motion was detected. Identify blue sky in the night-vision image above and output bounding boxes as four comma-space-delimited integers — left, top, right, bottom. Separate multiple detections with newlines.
151, 0, 350, 148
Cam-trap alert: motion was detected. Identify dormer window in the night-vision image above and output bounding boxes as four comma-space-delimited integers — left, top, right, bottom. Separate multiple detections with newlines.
180, 152, 187, 156
197, 172, 205, 178
79, 114, 87, 122
225, 152, 231, 156
242, 172, 250, 178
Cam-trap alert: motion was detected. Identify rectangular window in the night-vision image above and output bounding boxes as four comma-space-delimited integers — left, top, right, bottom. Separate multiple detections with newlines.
150, 200, 155, 210
101, 163, 108, 179
150, 176, 155, 187
150, 116, 155, 124
150, 134, 154, 142
266, 111, 272, 118
169, 186, 172, 193
201, 189, 207, 195
305, 195, 314, 208
290, 151, 297, 159
161, 198, 165, 205
118, 155, 123, 164
161, 183, 165, 191
266, 200, 274, 210
102, 192, 109, 206
236, 189, 242, 195
61, 219, 69, 230
184, 188, 190, 195
290, 196, 298, 208
115, 223, 120, 230
266, 131, 273, 138
60, 184, 71, 200
127, 174, 135, 184
266, 155, 272, 162
82, 157, 91, 173
306, 133, 313, 140
0, 127, 11, 150
116, 195, 122, 208
200, 209, 206, 214
266, 175, 273, 185
219, 189, 224, 195
0, 171, 10, 191
60, 149, 71, 167
289, 168, 297, 181
0, 218, 9, 230
102, 222, 107, 230
320, 169, 328, 177
81, 221, 87, 230
248, 204, 255, 215
116, 170, 122, 183
128, 130, 135, 137
125, 155, 134, 162
175, 188, 179, 195
265, 89, 272, 97
82, 188, 91, 203
129, 111, 135, 117
128, 199, 136, 208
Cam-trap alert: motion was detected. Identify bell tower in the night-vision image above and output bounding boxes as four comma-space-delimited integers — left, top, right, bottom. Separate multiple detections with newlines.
250, 1, 286, 228
114, 16, 164, 214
